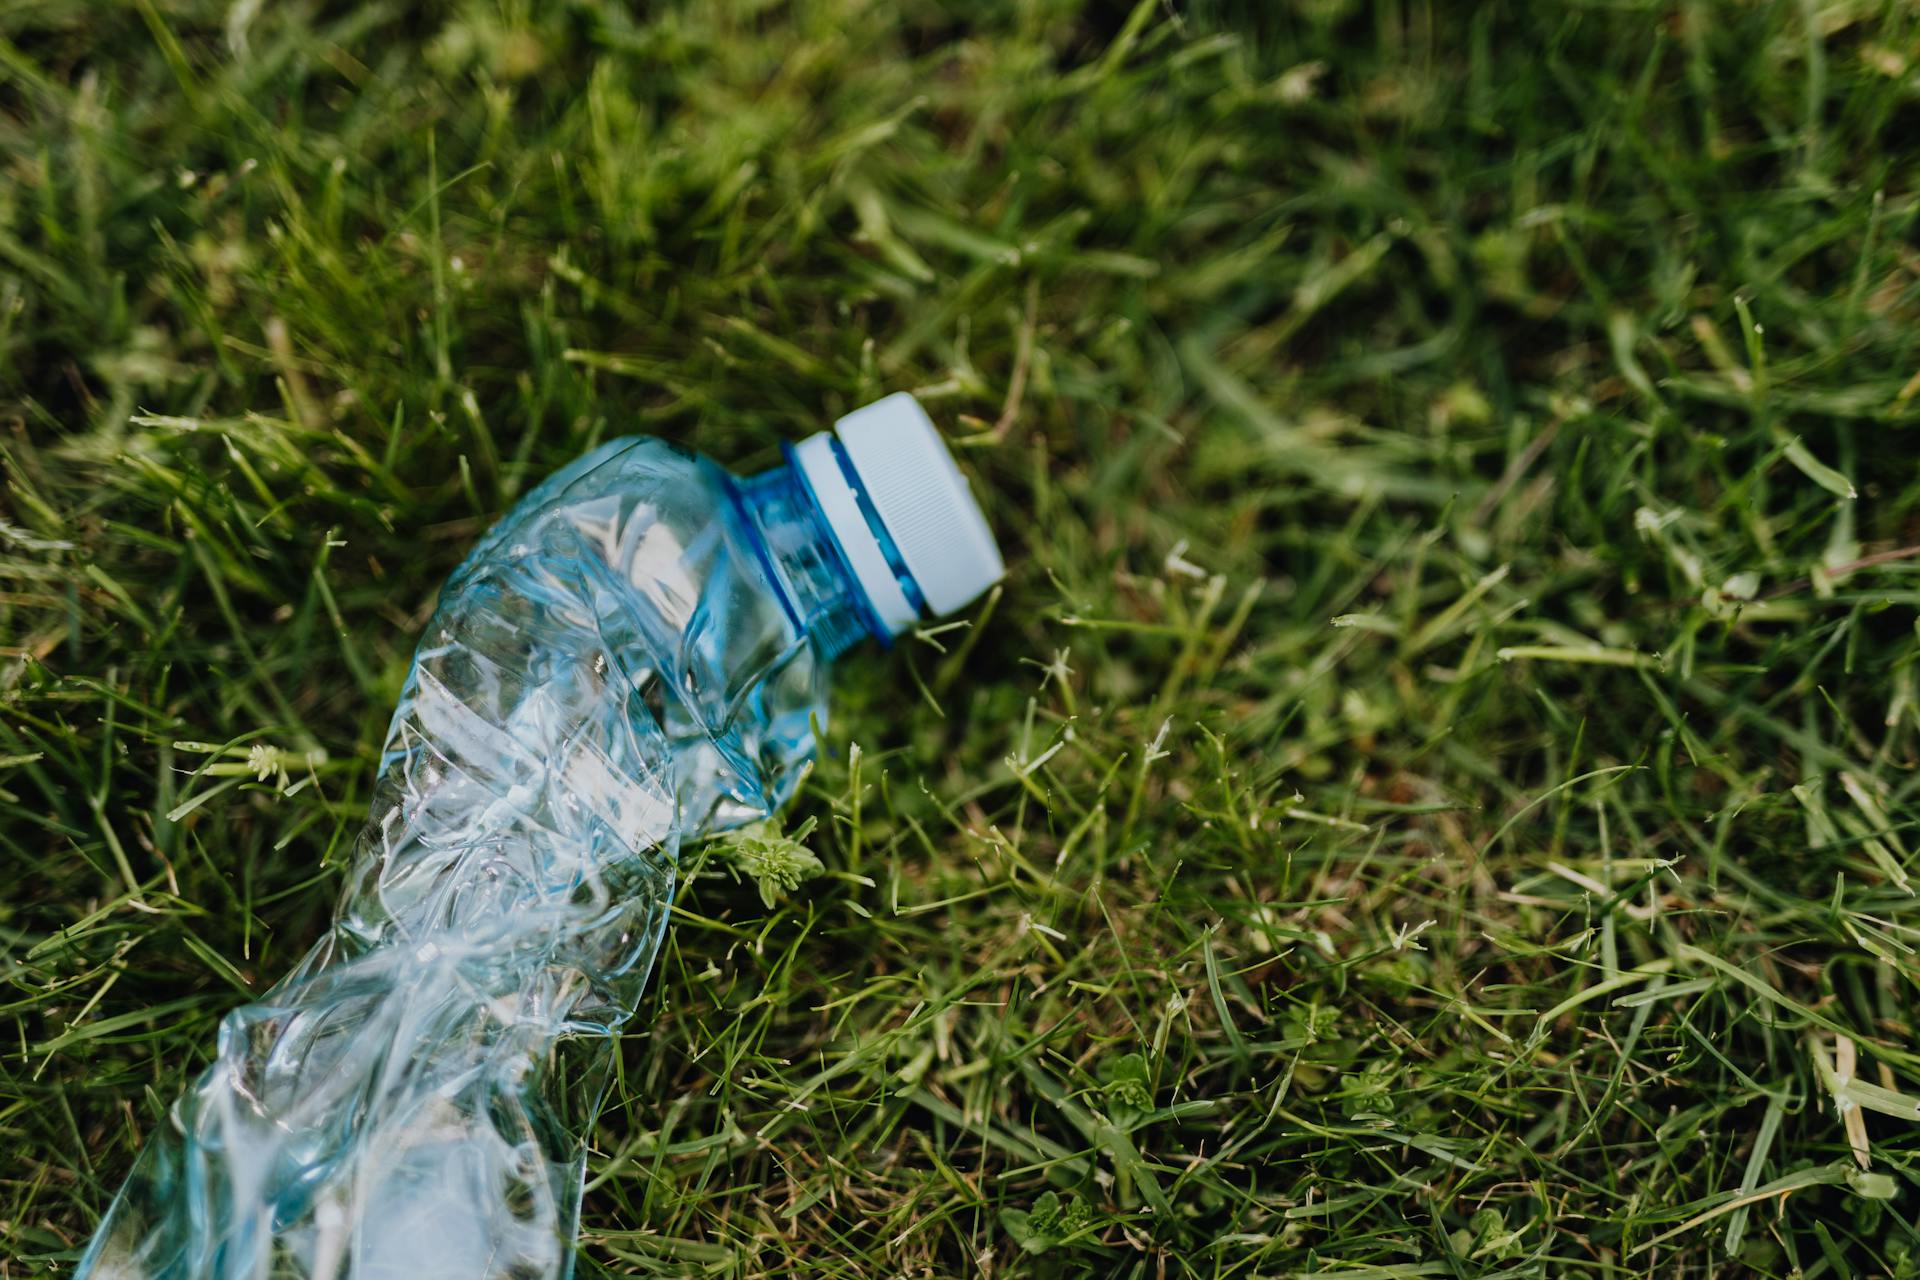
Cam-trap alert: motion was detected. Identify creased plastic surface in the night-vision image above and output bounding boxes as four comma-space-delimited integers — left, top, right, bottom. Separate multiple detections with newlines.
80, 439, 830, 1280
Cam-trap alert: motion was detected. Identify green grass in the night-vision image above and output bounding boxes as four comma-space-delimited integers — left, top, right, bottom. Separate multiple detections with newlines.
5, 0, 1920, 1275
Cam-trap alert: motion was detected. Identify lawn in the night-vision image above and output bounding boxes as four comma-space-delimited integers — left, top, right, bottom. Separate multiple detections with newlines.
5, 1, 1920, 1276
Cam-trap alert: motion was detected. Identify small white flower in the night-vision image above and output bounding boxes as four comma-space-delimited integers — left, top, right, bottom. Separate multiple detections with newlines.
247, 743, 285, 782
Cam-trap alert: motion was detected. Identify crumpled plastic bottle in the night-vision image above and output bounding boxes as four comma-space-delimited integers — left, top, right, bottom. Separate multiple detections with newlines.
79, 394, 1002, 1280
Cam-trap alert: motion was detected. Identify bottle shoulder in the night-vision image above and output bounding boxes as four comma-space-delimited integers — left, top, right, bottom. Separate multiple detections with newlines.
401, 436, 824, 841
449, 437, 724, 590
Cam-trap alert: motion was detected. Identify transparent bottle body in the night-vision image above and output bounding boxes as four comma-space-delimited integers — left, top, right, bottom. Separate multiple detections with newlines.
80, 438, 870, 1280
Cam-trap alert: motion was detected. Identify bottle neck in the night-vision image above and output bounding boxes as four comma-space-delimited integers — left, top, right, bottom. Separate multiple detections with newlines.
729, 463, 881, 662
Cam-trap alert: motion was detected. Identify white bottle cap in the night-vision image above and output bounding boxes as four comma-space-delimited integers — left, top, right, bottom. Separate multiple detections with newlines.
791, 393, 1003, 637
